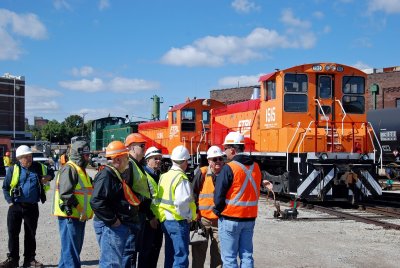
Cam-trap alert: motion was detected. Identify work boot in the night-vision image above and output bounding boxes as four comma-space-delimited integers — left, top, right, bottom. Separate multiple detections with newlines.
0, 257, 18, 268
22, 259, 44, 268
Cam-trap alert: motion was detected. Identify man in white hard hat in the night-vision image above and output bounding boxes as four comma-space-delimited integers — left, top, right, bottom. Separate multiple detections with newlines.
138, 146, 164, 268
191, 145, 225, 268
157, 145, 196, 268
213, 132, 263, 267
1, 145, 54, 268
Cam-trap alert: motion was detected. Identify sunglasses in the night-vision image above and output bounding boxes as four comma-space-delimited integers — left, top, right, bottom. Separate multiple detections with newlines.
210, 157, 224, 162
224, 146, 232, 150
153, 157, 162, 161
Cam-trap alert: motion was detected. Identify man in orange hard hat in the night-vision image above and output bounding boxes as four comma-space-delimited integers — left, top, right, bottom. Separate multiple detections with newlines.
124, 133, 154, 268
91, 140, 143, 267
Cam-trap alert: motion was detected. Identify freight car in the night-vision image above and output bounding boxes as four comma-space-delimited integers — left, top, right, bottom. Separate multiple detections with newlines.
367, 108, 400, 165
210, 62, 382, 202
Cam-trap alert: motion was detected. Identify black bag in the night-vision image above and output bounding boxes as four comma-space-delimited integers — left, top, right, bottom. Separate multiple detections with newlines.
189, 220, 207, 245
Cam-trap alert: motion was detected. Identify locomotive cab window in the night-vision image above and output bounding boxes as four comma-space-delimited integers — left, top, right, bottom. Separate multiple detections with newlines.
172, 111, 177, 124
202, 110, 210, 124
264, 80, 276, 100
319, 75, 332, 99
284, 73, 308, 112
342, 76, 365, 114
181, 109, 196, 132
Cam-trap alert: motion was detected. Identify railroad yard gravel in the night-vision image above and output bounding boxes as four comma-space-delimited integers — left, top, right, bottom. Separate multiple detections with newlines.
1, 169, 400, 268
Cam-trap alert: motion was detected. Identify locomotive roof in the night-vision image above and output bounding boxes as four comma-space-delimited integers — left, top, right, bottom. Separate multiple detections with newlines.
169, 98, 223, 112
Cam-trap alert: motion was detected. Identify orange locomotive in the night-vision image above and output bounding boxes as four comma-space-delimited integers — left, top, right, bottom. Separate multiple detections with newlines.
138, 98, 225, 165
211, 62, 382, 202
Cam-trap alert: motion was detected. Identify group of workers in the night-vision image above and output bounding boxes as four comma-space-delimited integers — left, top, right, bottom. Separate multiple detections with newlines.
1, 131, 271, 268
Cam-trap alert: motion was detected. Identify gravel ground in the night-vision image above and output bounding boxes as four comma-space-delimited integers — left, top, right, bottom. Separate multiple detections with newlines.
1, 169, 400, 268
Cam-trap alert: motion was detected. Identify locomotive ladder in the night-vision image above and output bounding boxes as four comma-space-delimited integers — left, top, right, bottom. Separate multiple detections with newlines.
325, 127, 341, 151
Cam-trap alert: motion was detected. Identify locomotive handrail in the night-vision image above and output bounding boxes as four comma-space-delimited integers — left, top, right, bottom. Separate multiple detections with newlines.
364, 122, 383, 170
195, 120, 207, 165
314, 99, 328, 132
335, 99, 347, 135
286, 121, 301, 172
297, 120, 315, 175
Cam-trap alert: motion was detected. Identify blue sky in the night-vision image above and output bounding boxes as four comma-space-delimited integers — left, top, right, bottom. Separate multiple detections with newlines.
0, 0, 399, 124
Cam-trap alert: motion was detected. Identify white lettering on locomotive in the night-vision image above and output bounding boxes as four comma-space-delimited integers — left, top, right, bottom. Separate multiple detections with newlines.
238, 119, 251, 137
266, 107, 276, 123
157, 132, 164, 139
169, 125, 179, 139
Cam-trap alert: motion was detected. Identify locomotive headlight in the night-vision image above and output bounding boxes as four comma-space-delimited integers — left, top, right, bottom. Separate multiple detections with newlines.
325, 65, 331, 71
331, 65, 336, 71
312, 65, 322, 71
319, 153, 328, 160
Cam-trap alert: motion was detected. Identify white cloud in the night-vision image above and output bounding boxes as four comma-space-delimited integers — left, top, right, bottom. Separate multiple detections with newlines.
99, 0, 110, 10
53, 0, 71, 10
368, 0, 400, 13
313, 11, 324, 19
71, 66, 95, 77
231, 0, 260, 13
25, 85, 62, 123
352, 61, 372, 71
161, 10, 316, 67
59, 78, 105, 92
109, 77, 160, 92
218, 74, 261, 87
281, 9, 311, 28
0, 9, 47, 60
59, 76, 160, 93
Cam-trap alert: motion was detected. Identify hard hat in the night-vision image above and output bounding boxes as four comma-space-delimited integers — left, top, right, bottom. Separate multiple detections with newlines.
16, 145, 32, 158
5, 152, 10, 156
145, 146, 162, 160
105, 141, 129, 159
207, 146, 224, 159
70, 140, 90, 158
223, 132, 245, 145
125, 133, 146, 147
171, 145, 190, 161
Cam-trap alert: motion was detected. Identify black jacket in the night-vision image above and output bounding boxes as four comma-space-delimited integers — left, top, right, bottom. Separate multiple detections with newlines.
90, 165, 141, 226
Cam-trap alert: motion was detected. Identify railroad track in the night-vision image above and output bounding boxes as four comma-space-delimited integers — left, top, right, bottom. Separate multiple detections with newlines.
308, 205, 400, 230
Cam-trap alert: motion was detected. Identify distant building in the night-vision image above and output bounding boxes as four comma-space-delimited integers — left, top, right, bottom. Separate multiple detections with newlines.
0, 73, 26, 152
34, 116, 49, 128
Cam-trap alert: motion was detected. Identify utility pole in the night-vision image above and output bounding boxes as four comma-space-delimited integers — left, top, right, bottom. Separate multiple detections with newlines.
81, 112, 88, 136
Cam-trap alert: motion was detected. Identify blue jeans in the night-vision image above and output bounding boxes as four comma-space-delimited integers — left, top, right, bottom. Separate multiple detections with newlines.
218, 218, 255, 268
58, 217, 86, 268
161, 220, 190, 268
93, 219, 131, 268
122, 221, 141, 268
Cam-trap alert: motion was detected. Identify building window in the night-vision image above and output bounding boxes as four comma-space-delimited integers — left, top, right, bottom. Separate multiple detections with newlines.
397, 98, 400, 108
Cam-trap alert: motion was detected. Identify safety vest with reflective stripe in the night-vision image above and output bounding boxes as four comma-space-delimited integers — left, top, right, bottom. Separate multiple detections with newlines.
157, 169, 196, 222
52, 161, 94, 219
106, 165, 141, 206
198, 166, 218, 220
145, 170, 160, 219
130, 158, 151, 198
10, 163, 48, 194
221, 160, 261, 218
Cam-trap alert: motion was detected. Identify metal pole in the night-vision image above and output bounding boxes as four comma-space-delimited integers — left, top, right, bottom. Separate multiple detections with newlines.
81, 112, 87, 136
13, 78, 16, 153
